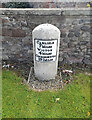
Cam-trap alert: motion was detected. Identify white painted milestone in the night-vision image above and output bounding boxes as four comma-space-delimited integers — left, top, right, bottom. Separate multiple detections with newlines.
32, 23, 60, 81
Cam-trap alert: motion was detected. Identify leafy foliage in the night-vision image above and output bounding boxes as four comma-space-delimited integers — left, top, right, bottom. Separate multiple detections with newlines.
87, 1, 92, 8
5, 2, 31, 8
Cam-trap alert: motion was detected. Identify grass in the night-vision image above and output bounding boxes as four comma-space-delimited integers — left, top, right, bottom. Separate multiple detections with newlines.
2, 69, 91, 118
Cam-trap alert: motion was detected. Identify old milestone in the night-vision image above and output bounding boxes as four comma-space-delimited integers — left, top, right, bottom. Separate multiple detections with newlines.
32, 23, 60, 81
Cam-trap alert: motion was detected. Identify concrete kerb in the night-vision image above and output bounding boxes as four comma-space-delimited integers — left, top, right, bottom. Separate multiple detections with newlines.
0, 8, 91, 16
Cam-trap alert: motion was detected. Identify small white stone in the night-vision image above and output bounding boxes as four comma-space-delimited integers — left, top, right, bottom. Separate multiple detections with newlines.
2, 65, 5, 68
11, 66, 14, 68
63, 70, 73, 74
56, 98, 60, 102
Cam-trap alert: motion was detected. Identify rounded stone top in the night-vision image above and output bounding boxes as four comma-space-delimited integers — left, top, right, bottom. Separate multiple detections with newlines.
32, 23, 60, 33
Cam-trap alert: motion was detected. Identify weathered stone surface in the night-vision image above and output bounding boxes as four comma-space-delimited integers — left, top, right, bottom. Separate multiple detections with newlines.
68, 32, 74, 37
27, 50, 33, 54
79, 19, 84, 24
21, 21, 27, 27
32, 23, 60, 80
2, 28, 26, 37
1, 9, 91, 69
81, 26, 90, 32
42, 3, 49, 8
72, 20, 78, 25
83, 57, 91, 65
75, 31, 80, 37
79, 41, 89, 45
67, 57, 83, 64
2, 18, 9, 23
90, 27, 92, 34
61, 32, 66, 38
12, 28, 26, 37
2, 28, 12, 36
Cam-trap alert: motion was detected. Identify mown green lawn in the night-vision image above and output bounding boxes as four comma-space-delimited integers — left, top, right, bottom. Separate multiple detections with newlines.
2, 70, 91, 118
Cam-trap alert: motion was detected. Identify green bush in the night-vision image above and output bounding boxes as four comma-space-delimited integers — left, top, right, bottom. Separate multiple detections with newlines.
5, 2, 31, 8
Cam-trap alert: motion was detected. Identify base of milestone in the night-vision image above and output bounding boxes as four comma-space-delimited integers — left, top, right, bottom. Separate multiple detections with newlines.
23, 67, 73, 92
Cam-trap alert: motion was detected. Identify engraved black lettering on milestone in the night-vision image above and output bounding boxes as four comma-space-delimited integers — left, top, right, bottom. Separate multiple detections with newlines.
35, 39, 58, 62
42, 45, 52, 48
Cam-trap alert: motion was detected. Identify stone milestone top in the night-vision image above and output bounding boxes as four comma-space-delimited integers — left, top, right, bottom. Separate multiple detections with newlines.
32, 23, 60, 34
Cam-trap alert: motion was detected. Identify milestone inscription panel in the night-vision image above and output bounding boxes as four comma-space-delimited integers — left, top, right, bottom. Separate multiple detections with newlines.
35, 39, 58, 62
